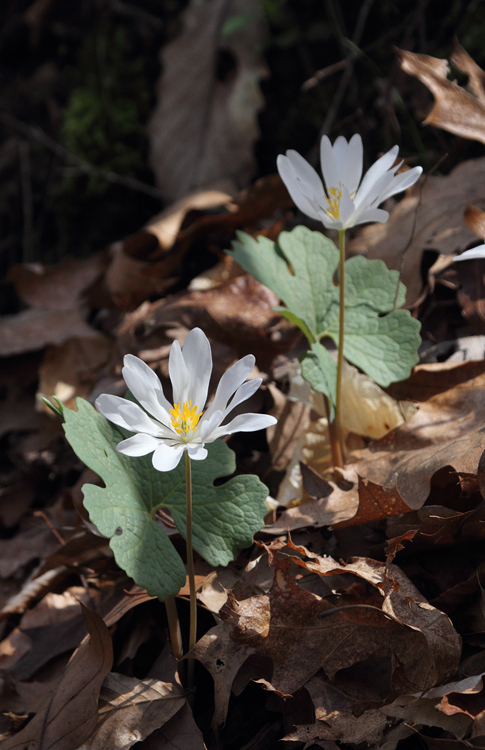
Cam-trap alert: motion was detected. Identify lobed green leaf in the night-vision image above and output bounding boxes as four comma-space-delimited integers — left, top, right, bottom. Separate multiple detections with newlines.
63, 399, 269, 600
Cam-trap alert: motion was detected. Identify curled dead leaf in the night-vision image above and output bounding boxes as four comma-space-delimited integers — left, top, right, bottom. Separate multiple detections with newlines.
398, 40, 485, 145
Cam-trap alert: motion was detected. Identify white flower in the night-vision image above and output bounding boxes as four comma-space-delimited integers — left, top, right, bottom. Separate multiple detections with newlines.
277, 133, 422, 230
453, 245, 485, 261
95, 328, 277, 472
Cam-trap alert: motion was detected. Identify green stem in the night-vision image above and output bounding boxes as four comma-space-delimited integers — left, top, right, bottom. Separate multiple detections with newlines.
185, 450, 197, 700
165, 596, 184, 680
335, 228, 346, 465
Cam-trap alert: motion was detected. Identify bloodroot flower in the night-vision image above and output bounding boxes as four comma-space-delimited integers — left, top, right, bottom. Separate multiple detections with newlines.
95, 328, 277, 472
277, 133, 422, 230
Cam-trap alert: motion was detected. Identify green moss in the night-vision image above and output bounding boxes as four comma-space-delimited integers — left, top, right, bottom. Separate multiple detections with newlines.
61, 22, 151, 195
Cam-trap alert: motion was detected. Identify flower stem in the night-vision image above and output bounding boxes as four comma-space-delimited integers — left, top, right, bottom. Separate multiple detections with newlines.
335, 228, 346, 465
185, 450, 197, 701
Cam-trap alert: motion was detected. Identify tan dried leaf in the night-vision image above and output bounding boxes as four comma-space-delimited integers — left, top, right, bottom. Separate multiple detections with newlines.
398, 40, 485, 144
148, 0, 268, 201
220, 546, 460, 697
37, 333, 113, 412
2, 605, 113, 750
347, 361, 485, 516
7, 254, 106, 311
0, 308, 99, 357
82, 673, 185, 750
349, 156, 485, 305
464, 205, 485, 238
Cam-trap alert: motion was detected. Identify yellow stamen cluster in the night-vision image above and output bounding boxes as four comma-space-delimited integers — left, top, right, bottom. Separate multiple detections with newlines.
324, 185, 357, 220
170, 400, 202, 440
326, 186, 343, 219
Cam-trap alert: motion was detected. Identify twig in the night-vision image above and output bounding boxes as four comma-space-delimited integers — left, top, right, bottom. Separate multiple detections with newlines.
33, 510, 66, 545
320, 0, 376, 136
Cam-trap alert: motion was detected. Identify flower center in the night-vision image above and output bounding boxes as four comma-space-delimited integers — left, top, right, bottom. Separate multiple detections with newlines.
326, 185, 343, 219
170, 400, 202, 440
324, 184, 356, 220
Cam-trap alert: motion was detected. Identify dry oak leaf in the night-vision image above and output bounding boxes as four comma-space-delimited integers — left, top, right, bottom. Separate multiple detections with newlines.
7, 253, 107, 311
398, 40, 485, 145
218, 545, 460, 698
0, 308, 99, 357
37, 333, 113, 412
2, 604, 113, 750
81, 672, 185, 750
282, 540, 461, 691
190, 623, 257, 728
348, 155, 485, 306
137, 704, 207, 750
148, 0, 268, 201
104, 188, 234, 310
344, 360, 485, 521
381, 673, 485, 741
117, 274, 299, 364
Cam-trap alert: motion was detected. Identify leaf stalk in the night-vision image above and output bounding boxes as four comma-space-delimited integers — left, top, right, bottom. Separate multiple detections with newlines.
335, 228, 346, 465
185, 450, 197, 701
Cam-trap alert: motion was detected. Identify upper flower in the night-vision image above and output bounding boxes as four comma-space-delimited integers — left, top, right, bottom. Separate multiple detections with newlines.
95, 328, 277, 472
277, 133, 422, 230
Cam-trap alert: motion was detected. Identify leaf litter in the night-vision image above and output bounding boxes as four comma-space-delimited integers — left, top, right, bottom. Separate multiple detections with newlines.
6, 27, 485, 750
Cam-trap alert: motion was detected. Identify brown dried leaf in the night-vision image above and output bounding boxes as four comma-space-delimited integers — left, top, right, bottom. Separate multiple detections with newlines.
137, 704, 207, 749
2, 604, 113, 750
0, 519, 60, 578
266, 479, 359, 533
283, 541, 461, 689
464, 205, 485, 238
398, 41, 485, 144
148, 0, 268, 201
37, 333, 113, 412
7, 254, 107, 311
219, 546, 460, 698
349, 156, 485, 305
453, 257, 485, 334
118, 274, 298, 364
82, 673, 185, 750
0, 308, 99, 356
190, 623, 257, 728
347, 362, 485, 517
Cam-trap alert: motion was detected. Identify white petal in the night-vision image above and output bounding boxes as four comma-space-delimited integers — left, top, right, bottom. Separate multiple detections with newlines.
453, 245, 485, 261
202, 355, 255, 423
318, 211, 340, 230
222, 378, 262, 418
351, 207, 389, 226
355, 145, 399, 208
181, 328, 212, 412
341, 134, 363, 194
338, 186, 356, 228
95, 394, 167, 437
320, 135, 340, 189
377, 166, 422, 203
199, 410, 224, 441
152, 443, 185, 472
277, 154, 324, 221
187, 445, 208, 461
353, 170, 395, 216
284, 150, 327, 204
211, 413, 277, 440
122, 355, 172, 426
332, 135, 349, 178
116, 433, 160, 456
169, 340, 190, 406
